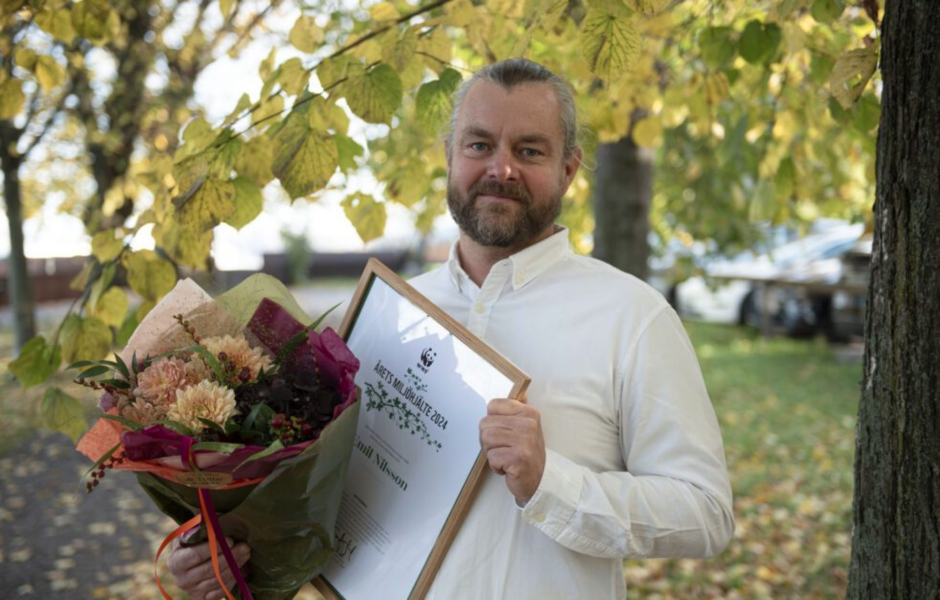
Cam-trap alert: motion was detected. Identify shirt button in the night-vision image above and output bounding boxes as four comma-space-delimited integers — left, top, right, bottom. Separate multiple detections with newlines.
514, 274, 525, 285
534, 512, 546, 523
474, 303, 485, 314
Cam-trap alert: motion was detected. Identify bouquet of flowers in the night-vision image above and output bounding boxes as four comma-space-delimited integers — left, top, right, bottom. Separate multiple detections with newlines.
74, 275, 360, 600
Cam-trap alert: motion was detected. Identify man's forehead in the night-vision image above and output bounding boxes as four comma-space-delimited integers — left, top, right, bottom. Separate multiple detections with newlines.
455, 80, 563, 141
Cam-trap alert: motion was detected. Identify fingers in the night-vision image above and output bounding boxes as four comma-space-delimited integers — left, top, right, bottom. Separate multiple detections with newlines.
486, 398, 531, 416
167, 538, 250, 600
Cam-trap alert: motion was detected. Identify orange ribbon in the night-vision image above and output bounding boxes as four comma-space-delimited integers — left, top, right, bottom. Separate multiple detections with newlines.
154, 514, 201, 600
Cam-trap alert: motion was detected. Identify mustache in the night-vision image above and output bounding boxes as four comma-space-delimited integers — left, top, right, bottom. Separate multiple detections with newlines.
467, 180, 531, 204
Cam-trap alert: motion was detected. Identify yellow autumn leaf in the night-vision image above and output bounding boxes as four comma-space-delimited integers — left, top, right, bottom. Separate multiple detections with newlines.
123, 250, 177, 301
60, 314, 112, 363
341, 193, 387, 243
290, 15, 324, 53
91, 230, 124, 262
632, 117, 663, 148
370, 2, 400, 22
830, 46, 879, 109
91, 286, 128, 328
580, 8, 641, 80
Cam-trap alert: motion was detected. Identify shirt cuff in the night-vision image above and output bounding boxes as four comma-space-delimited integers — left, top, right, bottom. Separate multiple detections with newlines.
519, 449, 583, 539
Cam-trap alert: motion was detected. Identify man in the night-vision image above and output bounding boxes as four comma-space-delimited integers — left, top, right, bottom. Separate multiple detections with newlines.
170, 59, 733, 600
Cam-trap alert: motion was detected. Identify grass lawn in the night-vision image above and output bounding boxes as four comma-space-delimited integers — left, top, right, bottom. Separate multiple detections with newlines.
625, 322, 861, 599
1, 320, 861, 599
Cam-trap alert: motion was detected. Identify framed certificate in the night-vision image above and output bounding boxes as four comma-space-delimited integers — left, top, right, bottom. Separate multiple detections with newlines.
314, 258, 529, 600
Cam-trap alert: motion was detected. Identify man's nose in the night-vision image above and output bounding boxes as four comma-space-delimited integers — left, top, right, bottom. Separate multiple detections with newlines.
486, 148, 519, 182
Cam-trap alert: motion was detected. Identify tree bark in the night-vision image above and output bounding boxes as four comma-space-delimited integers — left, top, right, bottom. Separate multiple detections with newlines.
591, 135, 652, 281
0, 123, 37, 352
847, 1, 940, 597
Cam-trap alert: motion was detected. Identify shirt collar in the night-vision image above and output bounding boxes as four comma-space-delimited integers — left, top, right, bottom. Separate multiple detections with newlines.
446, 227, 571, 292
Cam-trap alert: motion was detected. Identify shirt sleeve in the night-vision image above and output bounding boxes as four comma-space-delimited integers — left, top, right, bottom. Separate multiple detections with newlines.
519, 306, 735, 559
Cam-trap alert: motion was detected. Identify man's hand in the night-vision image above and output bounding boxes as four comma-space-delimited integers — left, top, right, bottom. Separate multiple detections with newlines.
479, 398, 546, 503
166, 538, 251, 600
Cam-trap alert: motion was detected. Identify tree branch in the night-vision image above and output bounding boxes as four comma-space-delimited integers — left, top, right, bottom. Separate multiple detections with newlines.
20, 85, 72, 158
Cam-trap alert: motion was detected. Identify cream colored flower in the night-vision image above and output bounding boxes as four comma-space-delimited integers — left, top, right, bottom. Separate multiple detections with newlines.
202, 334, 272, 381
118, 395, 169, 425
167, 380, 237, 433
135, 357, 193, 406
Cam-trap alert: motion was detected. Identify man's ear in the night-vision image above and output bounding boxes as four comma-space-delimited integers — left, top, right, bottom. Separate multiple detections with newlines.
562, 146, 582, 191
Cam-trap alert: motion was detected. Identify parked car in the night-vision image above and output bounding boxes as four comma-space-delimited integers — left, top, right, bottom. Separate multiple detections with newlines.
672, 223, 866, 336
828, 236, 872, 341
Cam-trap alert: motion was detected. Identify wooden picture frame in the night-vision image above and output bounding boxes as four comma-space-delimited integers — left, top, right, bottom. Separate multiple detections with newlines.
313, 258, 530, 600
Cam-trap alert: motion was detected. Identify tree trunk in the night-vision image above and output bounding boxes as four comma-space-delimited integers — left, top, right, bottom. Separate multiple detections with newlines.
591, 135, 652, 281
847, 1, 940, 597
0, 124, 37, 352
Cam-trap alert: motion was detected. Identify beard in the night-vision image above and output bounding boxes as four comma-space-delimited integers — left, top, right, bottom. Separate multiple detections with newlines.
447, 177, 563, 248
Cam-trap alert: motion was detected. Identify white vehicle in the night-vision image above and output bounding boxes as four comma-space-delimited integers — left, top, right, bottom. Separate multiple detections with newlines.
673, 223, 865, 328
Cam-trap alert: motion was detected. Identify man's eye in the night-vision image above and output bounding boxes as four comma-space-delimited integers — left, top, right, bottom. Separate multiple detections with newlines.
521, 148, 543, 158
469, 142, 488, 152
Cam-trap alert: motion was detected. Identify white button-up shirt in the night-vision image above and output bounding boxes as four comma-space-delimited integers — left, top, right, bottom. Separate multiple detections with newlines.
410, 228, 734, 600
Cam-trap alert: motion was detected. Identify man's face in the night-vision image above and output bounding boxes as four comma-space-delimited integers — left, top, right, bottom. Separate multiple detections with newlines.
447, 80, 580, 249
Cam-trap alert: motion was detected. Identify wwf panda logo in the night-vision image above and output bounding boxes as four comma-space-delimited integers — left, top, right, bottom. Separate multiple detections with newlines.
419, 348, 436, 370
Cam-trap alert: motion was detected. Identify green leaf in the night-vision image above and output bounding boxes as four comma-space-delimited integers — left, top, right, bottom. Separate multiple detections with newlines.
61, 314, 112, 363
78, 365, 111, 379
386, 160, 428, 207
335, 134, 364, 172
123, 250, 176, 301
70, 0, 119, 45
700, 27, 737, 70
14, 48, 37, 70
233, 439, 284, 472
316, 55, 356, 89
624, 0, 669, 14
289, 15, 323, 53
196, 418, 228, 435
8, 335, 60, 388
853, 93, 881, 132
579, 8, 642, 80
34, 55, 65, 92
344, 63, 403, 124
153, 219, 214, 269
416, 68, 462, 136
35, 8, 76, 42
97, 413, 143, 431
271, 113, 339, 200
811, 0, 845, 24
252, 93, 285, 127
341, 193, 387, 243
235, 136, 275, 186
155, 419, 196, 437
0, 78, 25, 120
279, 57, 310, 96
91, 286, 128, 329
748, 179, 778, 222
225, 176, 264, 230
310, 302, 342, 332
738, 20, 782, 66
775, 156, 797, 200
192, 441, 246, 453
41, 387, 87, 443
91, 230, 124, 262
829, 46, 879, 109
173, 176, 236, 234
381, 26, 419, 72
242, 402, 274, 433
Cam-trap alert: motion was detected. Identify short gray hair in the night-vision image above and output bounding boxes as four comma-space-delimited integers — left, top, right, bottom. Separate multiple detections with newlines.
446, 59, 579, 160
